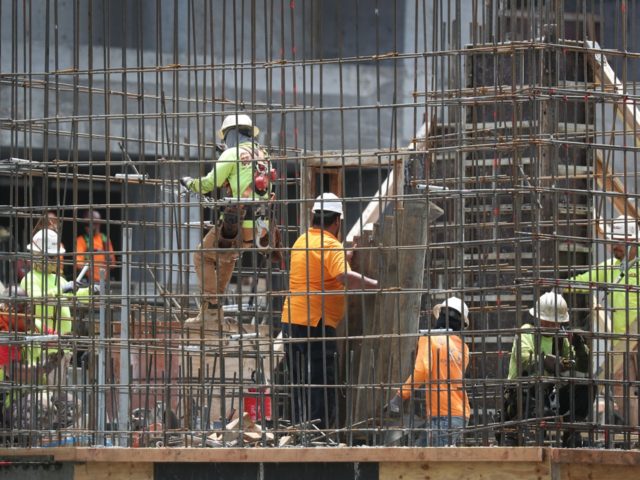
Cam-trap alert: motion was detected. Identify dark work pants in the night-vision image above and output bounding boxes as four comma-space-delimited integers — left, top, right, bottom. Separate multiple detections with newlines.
282, 322, 337, 430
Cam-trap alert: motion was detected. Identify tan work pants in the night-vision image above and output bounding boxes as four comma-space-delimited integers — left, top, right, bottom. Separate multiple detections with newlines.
611, 348, 639, 427
193, 227, 239, 305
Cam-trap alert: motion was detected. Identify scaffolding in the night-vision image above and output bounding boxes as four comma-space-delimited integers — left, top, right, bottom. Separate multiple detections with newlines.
0, 0, 639, 450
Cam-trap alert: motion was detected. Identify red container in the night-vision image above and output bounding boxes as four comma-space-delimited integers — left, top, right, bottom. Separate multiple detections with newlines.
243, 387, 272, 422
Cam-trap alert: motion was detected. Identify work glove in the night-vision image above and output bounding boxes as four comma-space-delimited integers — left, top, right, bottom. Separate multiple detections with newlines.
180, 176, 194, 189
91, 285, 101, 295
61, 281, 79, 294
543, 354, 574, 374
569, 331, 589, 372
386, 395, 403, 416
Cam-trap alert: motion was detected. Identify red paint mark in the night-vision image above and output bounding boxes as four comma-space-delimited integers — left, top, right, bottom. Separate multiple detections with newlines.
290, 0, 295, 9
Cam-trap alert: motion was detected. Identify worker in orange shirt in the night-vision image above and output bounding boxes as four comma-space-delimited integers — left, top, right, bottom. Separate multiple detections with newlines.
388, 297, 471, 446
281, 193, 378, 429
75, 210, 116, 283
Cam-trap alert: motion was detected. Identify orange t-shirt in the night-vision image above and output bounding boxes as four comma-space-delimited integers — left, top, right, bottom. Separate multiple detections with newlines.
76, 233, 116, 282
281, 228, 351, 329
399, 334, 470, 418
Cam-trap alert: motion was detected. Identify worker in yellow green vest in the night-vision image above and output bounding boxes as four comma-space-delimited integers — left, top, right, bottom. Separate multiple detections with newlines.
180, 113, 278, 331
565, 215, 639, 426
566, 215, 639, 335
19, 229, 94, 367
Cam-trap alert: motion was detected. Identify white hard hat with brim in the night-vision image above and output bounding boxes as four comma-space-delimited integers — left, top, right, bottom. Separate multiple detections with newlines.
432, 296, 469, 327
217, 113, 260, 140
605, 215, 639, 240
312, 192, 343, 217
529, 292, 570, 323
26, 229, 65, 255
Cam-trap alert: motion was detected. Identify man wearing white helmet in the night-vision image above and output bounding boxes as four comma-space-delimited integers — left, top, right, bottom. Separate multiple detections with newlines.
19, 229, 95, 376
180, 113, 278, 330
565, 214, 639, 426
388, 296, 471, 446
281, 193, 378, 429
502, 292, 590, 446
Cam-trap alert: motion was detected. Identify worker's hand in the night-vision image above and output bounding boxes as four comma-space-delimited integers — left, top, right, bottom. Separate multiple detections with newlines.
543, 354, 558, 373
44, 350, 64, 374
543, 354, 572, 373
346, 242, 357, 264
91, 285, 101, 295
180, 176, 194, 189
61, 281, 79, 294
386, 394, 403, 416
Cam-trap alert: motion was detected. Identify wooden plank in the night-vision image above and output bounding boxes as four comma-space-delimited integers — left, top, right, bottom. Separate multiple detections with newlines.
74, 462, 152, 480
3, 447, 545, 464
588, 40, 640, 143
549, 448, 640, 466
345, 170, 395, 243
379, 461, 550, 480
594, 150, 640, 220
305, 152, 408, 168
557, 464, 640, 480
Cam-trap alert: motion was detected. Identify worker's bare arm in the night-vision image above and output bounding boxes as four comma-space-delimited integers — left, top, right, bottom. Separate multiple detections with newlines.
336, 270, 378, 290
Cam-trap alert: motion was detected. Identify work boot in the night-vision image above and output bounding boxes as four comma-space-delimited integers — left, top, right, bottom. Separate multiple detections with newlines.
184, 304, 223, 329
184, 305, 239, 334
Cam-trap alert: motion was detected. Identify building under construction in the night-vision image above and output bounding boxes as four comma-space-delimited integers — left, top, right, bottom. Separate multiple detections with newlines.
1, 0, 640, 478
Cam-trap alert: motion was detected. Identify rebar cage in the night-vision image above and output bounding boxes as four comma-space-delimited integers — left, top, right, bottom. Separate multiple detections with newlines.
0, 0, 639, 449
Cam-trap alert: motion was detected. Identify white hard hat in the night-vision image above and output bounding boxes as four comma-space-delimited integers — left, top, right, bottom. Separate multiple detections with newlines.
26, 229, 65, 255
433, 296, 469, 327
217, 113, 259, 140
606, 215, 639, 240
529, 292, 569, 323
312, 192, 343, 217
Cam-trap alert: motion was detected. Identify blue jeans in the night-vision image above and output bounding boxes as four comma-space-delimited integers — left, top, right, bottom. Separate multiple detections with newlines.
416, 416, 466, 446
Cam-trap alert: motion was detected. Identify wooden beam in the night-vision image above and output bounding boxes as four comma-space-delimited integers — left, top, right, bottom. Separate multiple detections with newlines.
587, 40, 640, 143
345, 169, 396, 243
345, 117, 437, 244
1, 447, 545, 464
594, 150, 640, 220
305, 153, 405, 168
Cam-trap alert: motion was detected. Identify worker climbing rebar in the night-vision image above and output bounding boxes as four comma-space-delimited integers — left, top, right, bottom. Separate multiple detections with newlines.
181, 113, 278, 331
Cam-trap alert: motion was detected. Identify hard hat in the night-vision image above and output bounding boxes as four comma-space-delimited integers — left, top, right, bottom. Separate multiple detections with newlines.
606, 215, 639, 240
433, 296, 469, 327
312, 192, 343, 217
217, 113, 260, 140
26, 229, 65, 255
529, 292, 569, 323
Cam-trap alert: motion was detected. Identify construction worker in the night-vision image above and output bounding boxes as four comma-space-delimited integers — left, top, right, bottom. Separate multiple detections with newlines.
388, 297, 471, 446
20, 229, 94, 343
502, 292, 590, 447
75, 210, 116, 283
180, 113, 277, 330
17, 211, 66, 280
565, 214, 639, 426
281, 193, 378, 429
0, 286, 65, 428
